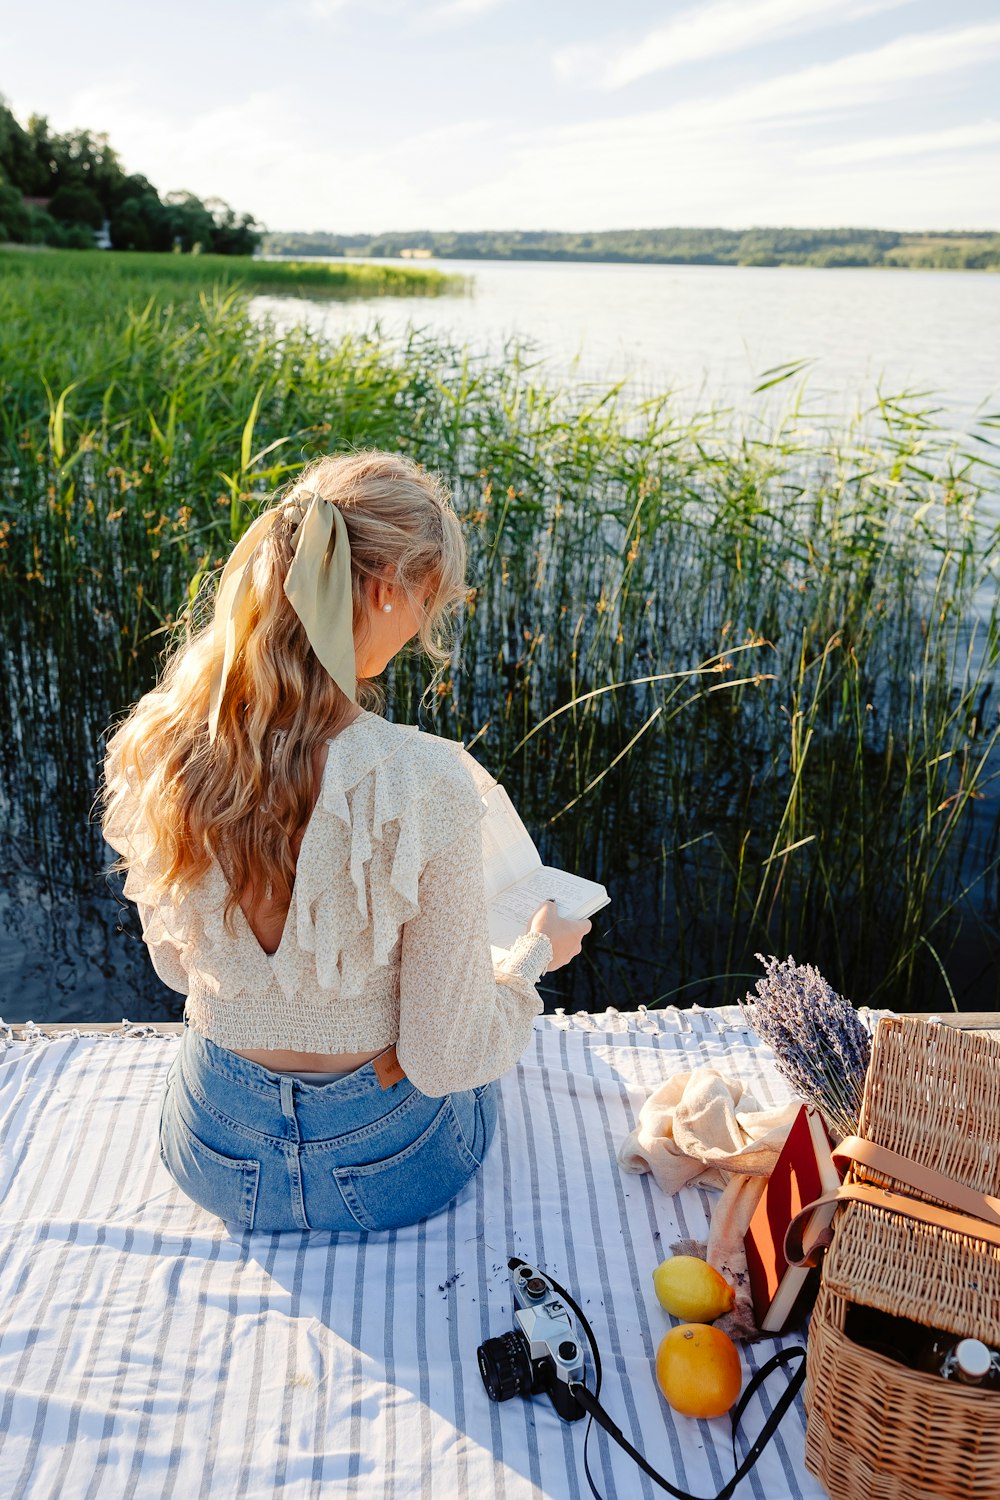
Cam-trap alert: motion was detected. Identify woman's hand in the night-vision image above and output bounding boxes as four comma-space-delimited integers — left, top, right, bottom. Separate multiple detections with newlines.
528, 899, 592, 972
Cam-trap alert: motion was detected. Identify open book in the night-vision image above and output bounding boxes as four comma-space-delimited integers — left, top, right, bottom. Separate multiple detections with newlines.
478, 781, 610, 959
420, 731, 610, 961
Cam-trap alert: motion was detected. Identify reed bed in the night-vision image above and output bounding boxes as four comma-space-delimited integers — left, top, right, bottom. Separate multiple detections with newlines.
1, 256, 998, 1016
0, 245, 465, 298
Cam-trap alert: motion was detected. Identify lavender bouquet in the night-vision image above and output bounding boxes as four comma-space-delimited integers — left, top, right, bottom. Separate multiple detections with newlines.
740, 954, 872, 1142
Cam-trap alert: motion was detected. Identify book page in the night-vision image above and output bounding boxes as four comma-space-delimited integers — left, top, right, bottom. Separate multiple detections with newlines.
804, 1108, 841, 1192
488, 866, 610, 951
480, 784, 540, 900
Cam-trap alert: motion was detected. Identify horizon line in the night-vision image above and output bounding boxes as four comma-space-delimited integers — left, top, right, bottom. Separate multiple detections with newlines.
263, 223, 1000, 237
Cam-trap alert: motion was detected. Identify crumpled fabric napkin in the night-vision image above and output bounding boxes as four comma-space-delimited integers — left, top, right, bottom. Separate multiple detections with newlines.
618, 1067, 799, 1339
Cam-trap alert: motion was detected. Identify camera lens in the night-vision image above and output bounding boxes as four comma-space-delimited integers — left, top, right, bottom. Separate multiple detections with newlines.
478, 1331, 535, 1401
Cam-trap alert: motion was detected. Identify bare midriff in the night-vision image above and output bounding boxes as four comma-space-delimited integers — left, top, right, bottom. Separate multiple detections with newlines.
229, 709, 386, 1074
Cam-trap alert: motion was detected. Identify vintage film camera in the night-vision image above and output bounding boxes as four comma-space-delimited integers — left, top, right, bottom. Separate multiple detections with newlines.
478, 1252, 808, 1500
477, 1256, 588, 1422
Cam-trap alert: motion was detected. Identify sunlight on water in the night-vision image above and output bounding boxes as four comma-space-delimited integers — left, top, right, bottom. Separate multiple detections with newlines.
253, 258, 1000, 430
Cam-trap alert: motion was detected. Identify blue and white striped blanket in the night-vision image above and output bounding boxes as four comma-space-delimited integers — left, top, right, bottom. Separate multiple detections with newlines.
0, 1009, 827, 1499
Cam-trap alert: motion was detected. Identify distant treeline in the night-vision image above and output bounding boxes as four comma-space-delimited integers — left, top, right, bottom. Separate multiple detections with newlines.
0, 100, 261, 253
262, 226, 1000, 271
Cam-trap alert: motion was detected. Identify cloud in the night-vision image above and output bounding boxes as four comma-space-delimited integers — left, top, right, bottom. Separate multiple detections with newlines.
802, 120, 1000, 164
546, 21, 1000, 146
442, 23, 1000, 232
432, 126, 1000, 232
28, 84, 323, 216
300, 0, 355, 17
293, 0, 500, 26
30, 80, 502, 232
553, 0, 914, 90
411, 0, 504, 31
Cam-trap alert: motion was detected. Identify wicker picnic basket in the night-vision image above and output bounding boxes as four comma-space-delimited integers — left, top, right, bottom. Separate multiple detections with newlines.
803, 1016, 1000, 1500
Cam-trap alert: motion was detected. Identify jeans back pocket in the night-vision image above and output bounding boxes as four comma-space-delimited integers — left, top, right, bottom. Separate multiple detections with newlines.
160, 1097, 261, 1231
332, 1096, 480, 1231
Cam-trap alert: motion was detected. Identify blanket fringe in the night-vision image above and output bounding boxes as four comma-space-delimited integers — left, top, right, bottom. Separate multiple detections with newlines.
550, 1004, 755, 1035
550, 1002, 887, 1037
0, 1017, 172, 1056
1, 1004, 887, 1058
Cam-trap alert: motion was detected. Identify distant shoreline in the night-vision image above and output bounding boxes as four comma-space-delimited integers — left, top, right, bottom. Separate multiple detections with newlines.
261, 227, 1000, 272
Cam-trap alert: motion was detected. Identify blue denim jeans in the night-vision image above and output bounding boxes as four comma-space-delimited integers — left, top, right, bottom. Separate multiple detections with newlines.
158, 1020, 498, 1233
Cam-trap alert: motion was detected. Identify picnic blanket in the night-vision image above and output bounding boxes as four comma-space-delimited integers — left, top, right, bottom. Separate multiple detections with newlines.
0, 1008, 831, 1499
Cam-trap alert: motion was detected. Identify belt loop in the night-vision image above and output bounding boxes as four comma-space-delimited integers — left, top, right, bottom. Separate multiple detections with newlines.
276, 1076, 307, 1227
279, 1075, 298, 1128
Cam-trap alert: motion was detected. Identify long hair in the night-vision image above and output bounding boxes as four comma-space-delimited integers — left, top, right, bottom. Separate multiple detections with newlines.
99, 450, 467, 932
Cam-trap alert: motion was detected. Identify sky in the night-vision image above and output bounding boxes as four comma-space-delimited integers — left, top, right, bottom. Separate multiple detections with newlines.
2, 0, 999, 234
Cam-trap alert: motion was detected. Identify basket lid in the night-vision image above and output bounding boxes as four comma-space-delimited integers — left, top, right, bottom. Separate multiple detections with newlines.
857, 1018, 1000, 1202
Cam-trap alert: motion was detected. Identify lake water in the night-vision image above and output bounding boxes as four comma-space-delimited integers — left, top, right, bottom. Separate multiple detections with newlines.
253, 258, 1000, 431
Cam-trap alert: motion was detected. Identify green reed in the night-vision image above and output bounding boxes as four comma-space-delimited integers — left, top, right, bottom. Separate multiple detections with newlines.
1, 255, 997, 1013
0, 245, 464, 297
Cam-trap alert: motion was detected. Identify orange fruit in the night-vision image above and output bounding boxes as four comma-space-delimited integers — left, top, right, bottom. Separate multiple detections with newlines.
655, 1323, 742, 1419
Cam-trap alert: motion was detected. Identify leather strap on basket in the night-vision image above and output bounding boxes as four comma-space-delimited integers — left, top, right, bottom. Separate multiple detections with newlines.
784, 1136, 1000, 1268
834, 1137, 1000, 1226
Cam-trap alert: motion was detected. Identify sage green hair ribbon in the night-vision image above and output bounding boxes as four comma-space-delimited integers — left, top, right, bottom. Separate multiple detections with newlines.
207, 491, 357, 743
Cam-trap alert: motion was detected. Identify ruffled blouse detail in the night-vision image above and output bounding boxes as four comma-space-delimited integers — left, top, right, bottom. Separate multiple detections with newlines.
105, 709, 554, 1087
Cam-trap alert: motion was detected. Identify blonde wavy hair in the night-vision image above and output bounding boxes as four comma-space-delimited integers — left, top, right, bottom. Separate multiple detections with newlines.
99, 450, 467, 931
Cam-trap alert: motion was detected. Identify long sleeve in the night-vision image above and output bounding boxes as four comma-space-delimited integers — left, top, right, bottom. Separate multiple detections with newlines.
396, 806, 553, 1098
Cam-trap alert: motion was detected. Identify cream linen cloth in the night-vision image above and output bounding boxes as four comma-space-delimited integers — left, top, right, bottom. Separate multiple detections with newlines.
617, 1067, 799, 1337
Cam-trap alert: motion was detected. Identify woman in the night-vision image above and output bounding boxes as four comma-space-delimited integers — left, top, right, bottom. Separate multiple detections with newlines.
100, 450, 590, 1233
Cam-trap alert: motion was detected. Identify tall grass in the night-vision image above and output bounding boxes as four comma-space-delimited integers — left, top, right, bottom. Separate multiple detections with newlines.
0, 245, 466, 297
1, 256, 998, 1015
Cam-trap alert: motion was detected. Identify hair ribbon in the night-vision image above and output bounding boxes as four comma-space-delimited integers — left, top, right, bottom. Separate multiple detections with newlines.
207, 492, 357, 743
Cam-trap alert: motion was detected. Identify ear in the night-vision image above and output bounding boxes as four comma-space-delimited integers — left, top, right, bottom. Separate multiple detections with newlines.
372, 566, 397, 611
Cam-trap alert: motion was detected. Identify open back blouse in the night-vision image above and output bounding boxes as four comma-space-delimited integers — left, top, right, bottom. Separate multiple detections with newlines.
103, 710, 553, 1097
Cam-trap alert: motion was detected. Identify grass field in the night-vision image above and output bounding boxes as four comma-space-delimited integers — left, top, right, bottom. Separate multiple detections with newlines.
1, 252, 998, 1012
0, 244, 467, 297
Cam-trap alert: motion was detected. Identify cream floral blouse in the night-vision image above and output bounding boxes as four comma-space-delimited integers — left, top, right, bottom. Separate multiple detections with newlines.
103, 709, 553, 1096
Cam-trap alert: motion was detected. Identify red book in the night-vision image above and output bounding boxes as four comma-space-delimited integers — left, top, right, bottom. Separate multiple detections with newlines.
744, 1103, 841, 1335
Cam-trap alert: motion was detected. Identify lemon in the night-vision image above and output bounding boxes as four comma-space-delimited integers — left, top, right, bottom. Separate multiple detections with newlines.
652, 1255, 735, 1322
655, 1324, 743, 1418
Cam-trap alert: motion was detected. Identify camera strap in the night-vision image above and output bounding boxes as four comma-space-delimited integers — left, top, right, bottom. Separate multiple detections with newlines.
544, 1268, 807, 1500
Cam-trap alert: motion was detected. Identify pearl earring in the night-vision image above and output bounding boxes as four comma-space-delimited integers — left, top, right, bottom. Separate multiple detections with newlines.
382, 603, 393, 613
